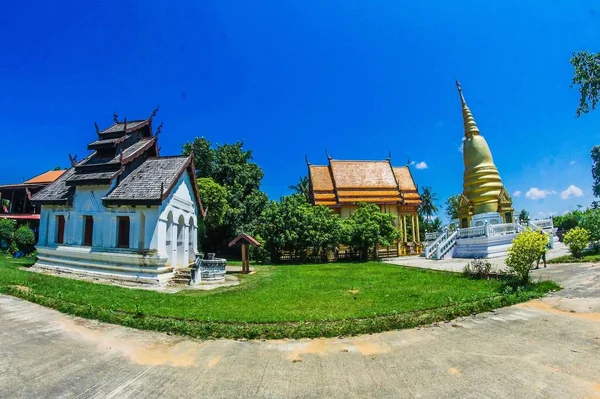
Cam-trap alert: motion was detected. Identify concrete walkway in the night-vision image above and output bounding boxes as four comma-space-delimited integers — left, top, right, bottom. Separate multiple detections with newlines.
384, 242, 571, 273
1, 260, 599, 398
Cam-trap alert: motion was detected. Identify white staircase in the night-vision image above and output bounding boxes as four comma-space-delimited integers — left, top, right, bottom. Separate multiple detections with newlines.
423, 218, 555, 259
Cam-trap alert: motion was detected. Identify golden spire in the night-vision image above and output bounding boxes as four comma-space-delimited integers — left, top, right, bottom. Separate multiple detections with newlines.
456, 80, 480, 138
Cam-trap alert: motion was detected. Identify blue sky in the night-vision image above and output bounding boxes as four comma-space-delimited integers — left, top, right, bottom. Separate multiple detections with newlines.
1, 0, 599, 221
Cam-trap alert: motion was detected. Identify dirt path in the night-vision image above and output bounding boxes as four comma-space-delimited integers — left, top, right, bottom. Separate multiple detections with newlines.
0, 262, 599, 398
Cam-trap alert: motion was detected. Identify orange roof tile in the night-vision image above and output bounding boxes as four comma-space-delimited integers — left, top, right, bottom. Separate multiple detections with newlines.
24, 170, 66, 184
330, 160, 397, 189
309, 165, 334, 191
393, 167, 417, 192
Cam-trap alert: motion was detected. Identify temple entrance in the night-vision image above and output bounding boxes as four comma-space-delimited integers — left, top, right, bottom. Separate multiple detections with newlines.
83, 216, 94, 246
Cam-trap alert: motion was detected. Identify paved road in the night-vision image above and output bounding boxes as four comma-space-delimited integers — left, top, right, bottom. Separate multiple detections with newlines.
1, 262, 599, 398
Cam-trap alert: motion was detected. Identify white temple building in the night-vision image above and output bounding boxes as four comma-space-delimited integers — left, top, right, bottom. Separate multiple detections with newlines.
31, 113, 205, 284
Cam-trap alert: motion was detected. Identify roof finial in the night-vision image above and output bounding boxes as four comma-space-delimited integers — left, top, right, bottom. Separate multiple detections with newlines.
406, 156, 411, 166
160, 182, 164, 198
155, 122, 163, 136
113, 112, 119, 124
119, 148, 123, 164
325, 149, 332, 160
387, 151, 392, 161
94, 122, 100, 135
305, 154, 311, 166
68, 154, 78, 167
149, 105, 159, 121
123, 117, 127, 132
456, 80, 480, 138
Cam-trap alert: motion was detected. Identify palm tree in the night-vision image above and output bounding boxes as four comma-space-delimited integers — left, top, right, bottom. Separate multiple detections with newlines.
419, 186, 439, 220
289, 176, 309, 200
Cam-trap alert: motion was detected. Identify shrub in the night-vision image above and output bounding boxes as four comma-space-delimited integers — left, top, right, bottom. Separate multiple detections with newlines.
14, 225, 36, 254
0, 219, 16, 249
579, 210, 600, 251
563, 226, 590, 258
463, 258, 493, 278
505, 229, 547, 284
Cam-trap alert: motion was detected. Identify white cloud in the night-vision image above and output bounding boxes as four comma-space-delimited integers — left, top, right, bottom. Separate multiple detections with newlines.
415, 161, 428, 170
513, 190, 521, 197
525, 188, 555, 200
560, 184, 583, 200
570, 160, 576, 165
410, 161, 415, 166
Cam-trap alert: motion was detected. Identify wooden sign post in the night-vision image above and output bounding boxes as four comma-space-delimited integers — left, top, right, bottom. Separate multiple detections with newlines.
228, 233, 260, 274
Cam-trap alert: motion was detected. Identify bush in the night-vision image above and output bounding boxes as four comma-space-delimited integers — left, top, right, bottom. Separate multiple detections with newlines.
563, 226, 590, 258
14, 225, 36, 254
579, 210, 600, 251
505, 229, 547, 284
0, 219, 16, 249
463, 258, 493, 278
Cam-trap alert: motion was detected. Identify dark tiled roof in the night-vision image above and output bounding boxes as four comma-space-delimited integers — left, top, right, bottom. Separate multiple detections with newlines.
30, 168, 77, 204
100, 120, 147, 135
103, 156, 190, 203
79, 137, 156, 168
88, 135, 130, 147
65, 169, 123, 185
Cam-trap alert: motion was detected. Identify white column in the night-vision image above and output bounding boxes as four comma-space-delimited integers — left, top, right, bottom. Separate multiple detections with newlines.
172, 220, 178, 266
183, 223, 190, 267
156, 219, 167, 257
46, 213, 55, 246
129, 214, 138, 250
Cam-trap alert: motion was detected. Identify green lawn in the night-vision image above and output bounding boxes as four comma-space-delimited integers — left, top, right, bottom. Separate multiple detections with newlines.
549, 250, 600, 263
0, 255, 558, 339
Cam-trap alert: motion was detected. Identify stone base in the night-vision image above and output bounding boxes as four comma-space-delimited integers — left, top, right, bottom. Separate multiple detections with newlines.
450, 233, 516, 259
34, 245, 173, 285
470, 212, 504, 227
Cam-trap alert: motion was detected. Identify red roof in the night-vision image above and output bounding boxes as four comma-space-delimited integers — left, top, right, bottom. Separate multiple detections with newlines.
228, 233, 261, 247
0, 214, 40, 220
24, 170, 66, 184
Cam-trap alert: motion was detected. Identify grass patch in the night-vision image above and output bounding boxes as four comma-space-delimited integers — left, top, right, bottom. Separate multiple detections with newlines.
0, 255, 559, 339
549, 249, 600, 263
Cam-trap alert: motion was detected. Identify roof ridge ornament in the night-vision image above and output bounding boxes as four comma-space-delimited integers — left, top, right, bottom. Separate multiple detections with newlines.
94, 122, 100, 136
455, 80, 480, 138
113, 112, 119, 124
68, 154, 78, 167
325, 149, 332, 160
305, 154, 311, 166
406, 156, 411, 167
387, 151, 392, 161
149, 105, 159, 121
123, 117, 127, 132
155, 122, 164, 136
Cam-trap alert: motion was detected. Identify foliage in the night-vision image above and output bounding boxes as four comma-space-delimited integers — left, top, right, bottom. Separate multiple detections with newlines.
423, 217, 442, 233
444, 194, 460, 221
518, 209, 530, 223
289, 176, 309, 200
463, 259, 493, 278
183, 137, 268, 251
563, 226, 590, 258
419, 186, 438, 219
14, 225, 35, 254
0, 256, 558, 340
505, 229, 547, 284
248, 235, 271, 264
570, 51, 600, 117
255, 194, 342, 263
579, 208, 600, 250
196, 177, 229, 251
0, 219, 16, 245
553, 209, 583, 232
341, 203, 400, 260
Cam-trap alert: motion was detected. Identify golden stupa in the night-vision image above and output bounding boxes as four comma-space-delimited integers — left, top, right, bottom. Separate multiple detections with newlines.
456, 81, 513, 227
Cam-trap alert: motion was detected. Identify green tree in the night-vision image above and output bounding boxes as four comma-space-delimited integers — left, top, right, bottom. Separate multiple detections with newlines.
505, 229, 547, 284
289, 176, 309, 200
341, 203, 400, 260
196, 177, 229, 251
444, 194, 460, 220
563, 226, 590, 258
255, 194, 341, 262
592, 146, 600, 199
182, 138, 268, 251
579, 208, 600, 251
183, 137, 214, 178
419, 186, 439, 220
518, 209, 530, 223
570, 51, 600, 117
